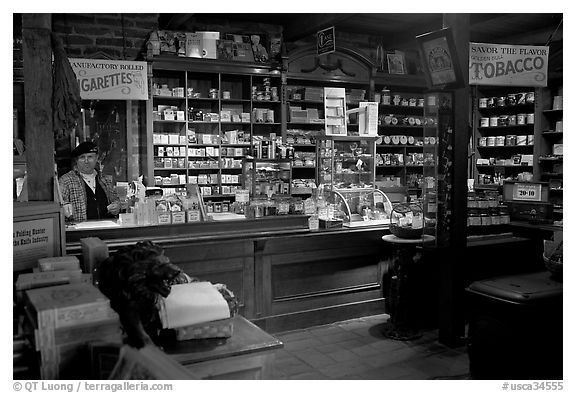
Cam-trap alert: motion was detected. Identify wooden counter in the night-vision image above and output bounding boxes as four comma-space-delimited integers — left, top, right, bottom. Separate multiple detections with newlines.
65, 217, 391, 333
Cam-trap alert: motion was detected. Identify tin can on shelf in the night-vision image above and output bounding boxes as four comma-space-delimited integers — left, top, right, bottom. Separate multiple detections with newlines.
527, 135, 534, 145
222, 91, 231, 99
487, 97, 495, 108
479, 137, 487, 147
381, 89, 391, 105
505, 135, 516, 146
495, 136, 505, 146
498, 115, 509, 127
479, 98, 488, 108
409, 98, 417, 107
506, 94, 517, 106
526, 91, 535, 104
516, 135, 527, 145
526, 113, 535, 124
508, 115, 517, 126
417, 98, 425, 107
516, 113, 526, 125
496, 96, 506, 107
209, 88, 219, 99
489, 116, 498, 127
487, 136, 496, 146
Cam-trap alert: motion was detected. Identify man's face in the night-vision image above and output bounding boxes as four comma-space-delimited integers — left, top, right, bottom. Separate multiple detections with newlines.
76, 152, 98, 174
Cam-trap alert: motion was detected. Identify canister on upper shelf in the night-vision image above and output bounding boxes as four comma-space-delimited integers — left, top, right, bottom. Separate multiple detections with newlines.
489, 116, 498, 127
526, 91, 535, 104
479, 98, 488, 108
496, 97, 506, 107
516, 113, 526, 125
526, 113, 535, 124
506, 94, 517, 106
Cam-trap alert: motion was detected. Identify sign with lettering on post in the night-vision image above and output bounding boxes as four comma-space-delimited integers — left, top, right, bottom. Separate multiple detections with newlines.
469, 43, 549, 87
69, 58, 149, 100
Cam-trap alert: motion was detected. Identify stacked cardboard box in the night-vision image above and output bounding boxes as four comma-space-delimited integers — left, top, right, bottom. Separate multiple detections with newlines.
24, 283, 122, 379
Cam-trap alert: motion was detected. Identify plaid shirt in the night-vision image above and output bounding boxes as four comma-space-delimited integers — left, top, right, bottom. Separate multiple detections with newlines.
59, 169, 119, 222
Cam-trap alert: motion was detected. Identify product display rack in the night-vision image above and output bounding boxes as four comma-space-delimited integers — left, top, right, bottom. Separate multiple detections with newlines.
472, 86, 537, 192
536, 78, 563, 219
147, 56, 283, 204
373, 78, 426, 197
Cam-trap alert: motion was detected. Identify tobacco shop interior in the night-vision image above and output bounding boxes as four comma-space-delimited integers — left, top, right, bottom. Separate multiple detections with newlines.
12, 11, 567, 382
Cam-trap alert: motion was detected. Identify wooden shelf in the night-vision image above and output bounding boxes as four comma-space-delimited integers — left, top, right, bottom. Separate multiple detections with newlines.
378, 144, 424, 148
154, 120, 186, 124
542, 109, 563, 114
477, 124, 533, 131
540, 172, 563, 177
477, 145, 534, 149
477, 165, 533, 168
152, 95, 186, 100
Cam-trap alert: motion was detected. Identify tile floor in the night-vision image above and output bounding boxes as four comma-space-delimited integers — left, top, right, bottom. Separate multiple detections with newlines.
270, 314, 470, 380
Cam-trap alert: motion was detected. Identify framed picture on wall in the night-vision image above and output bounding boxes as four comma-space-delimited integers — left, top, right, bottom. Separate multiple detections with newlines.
416, 27, 464, 89
387, 53, 406, 75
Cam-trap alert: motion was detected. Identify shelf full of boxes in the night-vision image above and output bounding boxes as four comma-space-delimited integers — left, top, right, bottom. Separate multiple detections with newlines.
149, 66, 286, 214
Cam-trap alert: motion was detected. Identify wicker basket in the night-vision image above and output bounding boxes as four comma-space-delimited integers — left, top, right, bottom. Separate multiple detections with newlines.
543, 253, 563, 276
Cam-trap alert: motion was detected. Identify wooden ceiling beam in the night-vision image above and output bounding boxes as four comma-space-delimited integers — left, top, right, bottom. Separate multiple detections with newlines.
283, 14, 356, 42
164, 14, 194, 31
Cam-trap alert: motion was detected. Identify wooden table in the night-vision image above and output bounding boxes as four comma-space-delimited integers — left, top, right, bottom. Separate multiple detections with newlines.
160, 315, 283, 379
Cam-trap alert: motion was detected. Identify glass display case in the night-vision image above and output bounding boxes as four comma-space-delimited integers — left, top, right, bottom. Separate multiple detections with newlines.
316, 135, 393, 227
242, 158, 292, 198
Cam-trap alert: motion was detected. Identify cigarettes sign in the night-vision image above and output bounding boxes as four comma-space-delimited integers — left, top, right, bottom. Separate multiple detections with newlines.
469, 43, 548, 87
69, 58, 149, 100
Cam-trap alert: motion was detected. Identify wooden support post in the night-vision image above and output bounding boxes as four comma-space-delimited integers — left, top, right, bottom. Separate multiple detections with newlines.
438, 14, 470, 347
22, 14, 54, 201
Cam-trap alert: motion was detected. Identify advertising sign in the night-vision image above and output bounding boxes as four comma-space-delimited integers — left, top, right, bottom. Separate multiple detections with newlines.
13, 218, 56, 267
469, 43, 548, 86
317, 26, 335, 56
69, 58, 149, 100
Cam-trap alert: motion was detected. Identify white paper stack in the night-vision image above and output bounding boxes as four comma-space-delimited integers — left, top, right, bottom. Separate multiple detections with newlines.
158, 282, 230, 329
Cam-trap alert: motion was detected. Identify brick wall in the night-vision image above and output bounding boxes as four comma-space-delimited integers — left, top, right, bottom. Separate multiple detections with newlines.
52, 13, 159, 60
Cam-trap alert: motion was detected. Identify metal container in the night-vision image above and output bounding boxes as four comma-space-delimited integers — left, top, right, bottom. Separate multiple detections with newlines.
508, 115, 517, 126
516, 113, 526, 125
527, 135, 534, 145
526, 113, 535, 124
506, 94, 517, 106
505, 135, 517, 146
489, 116, 499, 127
496, 96, 506, 107
498, 115, 509, 127
495, 136, 506, 146
526, 91, 535, 104
479, 137, 487, 147
487, 136, 496, 146
479, 98, 488, 108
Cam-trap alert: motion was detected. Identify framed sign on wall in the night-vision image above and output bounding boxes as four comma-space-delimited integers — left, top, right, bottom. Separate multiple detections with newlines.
416, 27, 464, 90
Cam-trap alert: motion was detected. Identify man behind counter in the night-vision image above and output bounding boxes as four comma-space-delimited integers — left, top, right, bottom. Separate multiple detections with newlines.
59, 141, 120, 222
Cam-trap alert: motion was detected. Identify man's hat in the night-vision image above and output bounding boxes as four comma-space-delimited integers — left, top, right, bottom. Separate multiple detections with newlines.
71, 141, 98, 158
